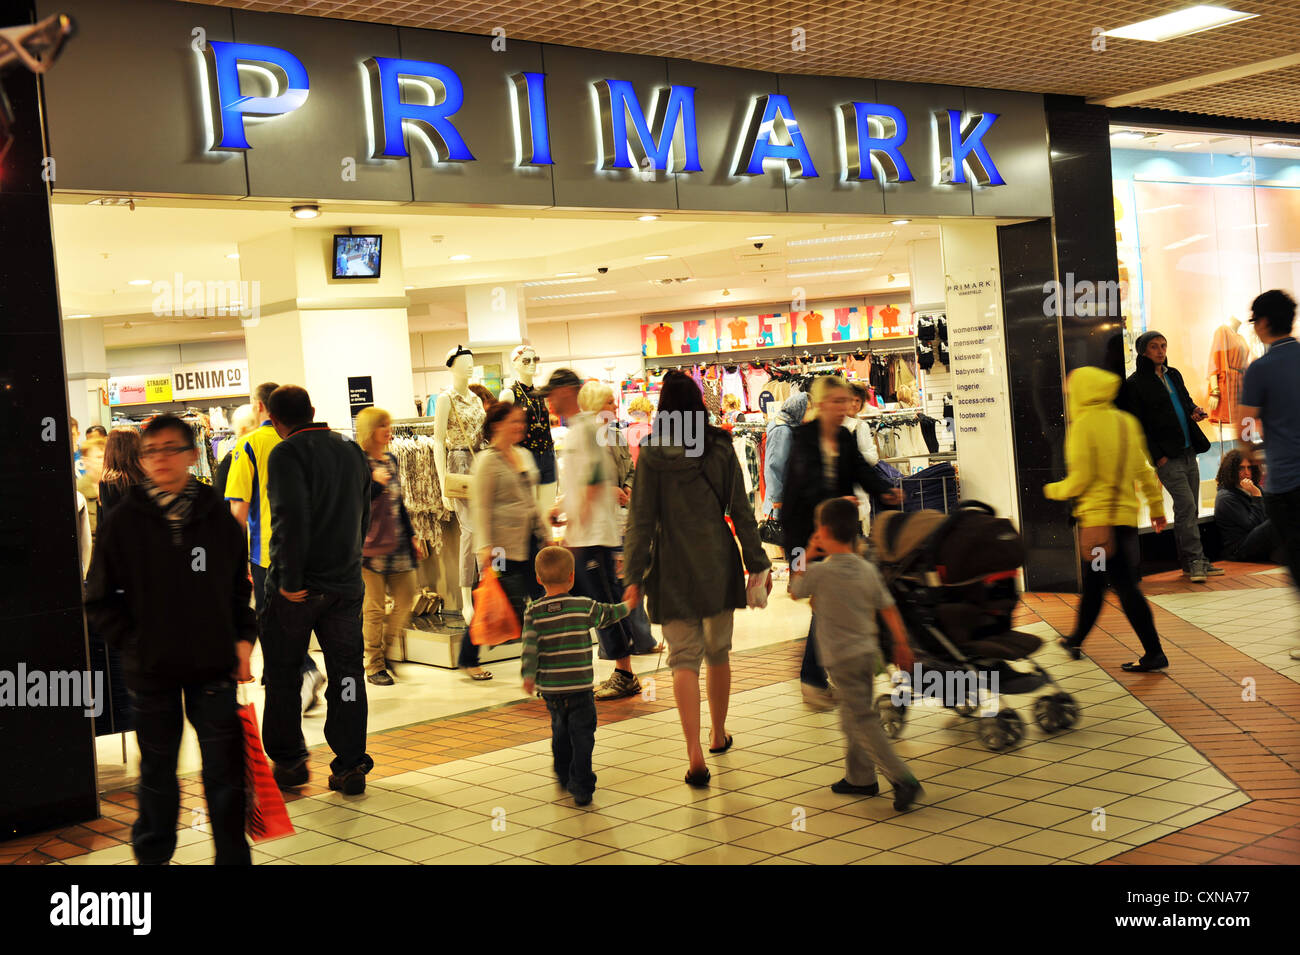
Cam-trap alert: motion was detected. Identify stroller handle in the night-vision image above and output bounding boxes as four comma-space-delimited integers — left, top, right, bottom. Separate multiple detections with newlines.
956, 499, 996, 515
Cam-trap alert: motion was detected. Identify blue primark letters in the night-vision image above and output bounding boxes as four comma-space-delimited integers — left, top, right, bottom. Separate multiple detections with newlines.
200, 43, 1006, 188
363, 57, 475, 161
203, 41, 310, 151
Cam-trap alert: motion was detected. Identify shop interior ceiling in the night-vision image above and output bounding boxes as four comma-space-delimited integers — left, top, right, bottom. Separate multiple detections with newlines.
174, 0, 1300, 124
52, 200, 938, 347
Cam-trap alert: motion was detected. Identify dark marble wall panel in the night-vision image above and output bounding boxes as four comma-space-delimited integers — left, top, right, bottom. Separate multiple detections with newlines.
0, 0, 99, 840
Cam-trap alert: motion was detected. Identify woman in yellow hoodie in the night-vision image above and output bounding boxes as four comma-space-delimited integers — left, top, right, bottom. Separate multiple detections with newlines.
1045, 367, 1171, 672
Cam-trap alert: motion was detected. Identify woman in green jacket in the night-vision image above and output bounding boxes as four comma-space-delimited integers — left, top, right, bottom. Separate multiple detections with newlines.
1044, 366, 1171, 672
622, 371, 770, 786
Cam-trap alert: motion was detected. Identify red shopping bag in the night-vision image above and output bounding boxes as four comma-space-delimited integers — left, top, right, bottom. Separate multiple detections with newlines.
469, 569, 520, 646
237, 700, 296, 842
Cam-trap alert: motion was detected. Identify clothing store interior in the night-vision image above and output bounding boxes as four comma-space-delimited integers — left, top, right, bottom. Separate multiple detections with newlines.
58, 198, 1016, 784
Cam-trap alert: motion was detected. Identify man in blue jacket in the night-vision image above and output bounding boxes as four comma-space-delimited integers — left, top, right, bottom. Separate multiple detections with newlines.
262, 385, 375, 795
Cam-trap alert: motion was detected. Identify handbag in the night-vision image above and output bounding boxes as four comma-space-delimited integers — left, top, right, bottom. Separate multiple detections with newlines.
237, 696, 295, 842
443, 472, 471, 500
759, 516, 783, 545
1078, 420, 1127, 560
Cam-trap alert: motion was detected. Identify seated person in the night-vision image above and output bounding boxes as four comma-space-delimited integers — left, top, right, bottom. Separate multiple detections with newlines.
1214, 449, 1283, 563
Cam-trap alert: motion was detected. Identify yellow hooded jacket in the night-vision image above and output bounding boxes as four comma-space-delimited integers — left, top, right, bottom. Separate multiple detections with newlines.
1044, 366, 1166, 528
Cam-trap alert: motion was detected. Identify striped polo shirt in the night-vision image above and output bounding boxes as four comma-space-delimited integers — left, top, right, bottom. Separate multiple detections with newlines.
521, 594, 631, 695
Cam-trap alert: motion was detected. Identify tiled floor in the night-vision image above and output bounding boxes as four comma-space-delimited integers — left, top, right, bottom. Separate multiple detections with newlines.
6, 562, 1299, 865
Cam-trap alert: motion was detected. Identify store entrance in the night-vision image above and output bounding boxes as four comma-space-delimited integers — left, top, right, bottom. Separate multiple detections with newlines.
53, 198, 1021, 786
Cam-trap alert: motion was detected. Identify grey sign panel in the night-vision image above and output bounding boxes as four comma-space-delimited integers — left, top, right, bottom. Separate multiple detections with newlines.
398, 29, 553, 207
667, 59, 785, 214
543, 44, 678, 211
231, 11, 412, 203
967, 88, 1052, 218
777, 73, 885, 217
37, 0, 247, 197
874, 80, 976, 218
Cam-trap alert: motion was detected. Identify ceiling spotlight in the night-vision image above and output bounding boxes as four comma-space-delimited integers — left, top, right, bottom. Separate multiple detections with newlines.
449, 254, 471, 262
127, 278, 151, 286
226, 252, 240, 260
1172, 141, 1204, 150
290, 204, 321, 219
890, 219, 911, 226
637, 214, 660, 222
721, 288, 731, 296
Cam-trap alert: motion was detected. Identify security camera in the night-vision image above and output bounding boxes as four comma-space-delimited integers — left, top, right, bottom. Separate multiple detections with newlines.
597, 267, 609, 274
753, 242, 764, 250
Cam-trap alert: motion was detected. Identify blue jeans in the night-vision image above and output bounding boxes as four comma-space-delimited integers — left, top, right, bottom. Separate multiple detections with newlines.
545, 690, 597, 799
261, 590, 372, 777
130, 679, 249, 865
571, 546, 633, 661
252, 562, 319, 680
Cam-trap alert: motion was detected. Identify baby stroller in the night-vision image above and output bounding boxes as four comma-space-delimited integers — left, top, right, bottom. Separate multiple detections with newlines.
868, 501, 1079, 751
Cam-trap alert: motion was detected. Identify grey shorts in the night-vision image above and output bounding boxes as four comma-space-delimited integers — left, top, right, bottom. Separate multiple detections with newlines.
661, 611, 735, 672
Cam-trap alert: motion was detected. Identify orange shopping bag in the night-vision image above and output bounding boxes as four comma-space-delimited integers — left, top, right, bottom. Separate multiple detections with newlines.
469, 569, 520, 646
237, 697, 295, 842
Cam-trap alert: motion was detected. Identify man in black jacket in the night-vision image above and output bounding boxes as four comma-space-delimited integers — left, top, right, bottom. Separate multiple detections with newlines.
261, 386, 374, 795
85, 415, 254, 865
1117, 331, 1220, 583
782, 377, 900, 707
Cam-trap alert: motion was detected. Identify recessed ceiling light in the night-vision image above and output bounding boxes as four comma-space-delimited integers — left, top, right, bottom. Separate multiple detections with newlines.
1261, 140, 1300, 151
787, 231, 892, 247
555, 271, 579, 277
890, 219, 911, 226
746, 234, 774, 241
226, 252, 240, 260
637, 214, 660, 222
449, 254, 471, 262
290, 204, 320, 219
67, 313, 92, 319
127, 278, 151, 286
1104, 6, 1258, 42
788, 252, 880, 265
1110, 129, 1145, 142
786, 267, 875, 280
528, 289, 618, 301
644, 254, 670, 261
521, 276, 597, 287
1172, 141, 1204, 150
404, 285, 415, 290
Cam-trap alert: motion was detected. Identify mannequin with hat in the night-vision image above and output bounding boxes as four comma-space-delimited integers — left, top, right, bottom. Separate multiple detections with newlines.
500, 344, 558, 515
435, 345, 486, 621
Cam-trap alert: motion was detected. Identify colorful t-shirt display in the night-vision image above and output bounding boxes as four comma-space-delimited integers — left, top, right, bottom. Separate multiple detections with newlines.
651, 323, 674, 356
727, 318, 749, 348
804, 311, 825, 344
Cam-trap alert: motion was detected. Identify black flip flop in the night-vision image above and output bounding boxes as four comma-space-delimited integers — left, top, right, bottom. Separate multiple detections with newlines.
1121, 659, 1169, 673
684, 768, 711, 788
708, 735, 734, 755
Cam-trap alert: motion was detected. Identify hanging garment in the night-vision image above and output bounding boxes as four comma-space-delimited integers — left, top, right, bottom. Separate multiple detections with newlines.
721, 367, 746, 408
917, 342, 935, 371
916, 314, 936, 342
880, 305, 902, 335
727, 317, 749, 348
1208, 323, 1250, 426
744, 366, 772, 409
651, 323, 675, 356
803, 311, 825, 344
832, 307, 855, 342
682, 319, 703, 353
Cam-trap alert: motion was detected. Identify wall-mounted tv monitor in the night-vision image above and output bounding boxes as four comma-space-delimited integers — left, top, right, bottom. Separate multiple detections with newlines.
333, 234, 382, 279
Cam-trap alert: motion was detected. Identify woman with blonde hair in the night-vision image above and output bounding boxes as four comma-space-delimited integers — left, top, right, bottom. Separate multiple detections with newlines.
626, 394, 655, 465
355, 406, 425, 687
578, 381, 633, 505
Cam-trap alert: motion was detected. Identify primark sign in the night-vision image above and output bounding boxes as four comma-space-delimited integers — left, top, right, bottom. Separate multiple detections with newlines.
37, 0, 1053, 217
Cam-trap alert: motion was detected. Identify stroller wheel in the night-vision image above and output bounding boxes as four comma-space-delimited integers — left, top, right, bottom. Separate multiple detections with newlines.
875, 694, 907, 739
1034, 693, 1079, 732
976, 708, 1025, 751
953, 696, 978, 718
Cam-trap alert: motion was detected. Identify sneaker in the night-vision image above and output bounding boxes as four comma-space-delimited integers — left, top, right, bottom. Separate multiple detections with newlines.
328, 766, 368, 795
1203, 564, 1225, 576
301, 668, 326, 714
830, 778, 879, 796
366, 670, 395, 686
801, 682, 837, 711
573, 792, 593, 807
1290, 648, 1300, 661
1188, 563, 1208, 584
272, 759, 309, 791
892, 776, 923, 812
594, 669, 641, 701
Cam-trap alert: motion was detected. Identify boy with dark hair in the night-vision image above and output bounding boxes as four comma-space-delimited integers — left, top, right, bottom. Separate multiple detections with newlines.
790, 497, 922, 810
522, 545, 634, 806
85, 414, 254, 864
1239, 289, 1300, 660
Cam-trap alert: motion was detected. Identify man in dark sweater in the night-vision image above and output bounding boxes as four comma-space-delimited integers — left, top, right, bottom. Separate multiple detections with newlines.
261, 386, 374, 795
1117, 331, 1220, 583
85, 415, 254, 865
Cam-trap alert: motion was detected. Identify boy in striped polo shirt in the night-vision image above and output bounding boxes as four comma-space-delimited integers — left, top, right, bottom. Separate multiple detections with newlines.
522, 546, 634, 805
